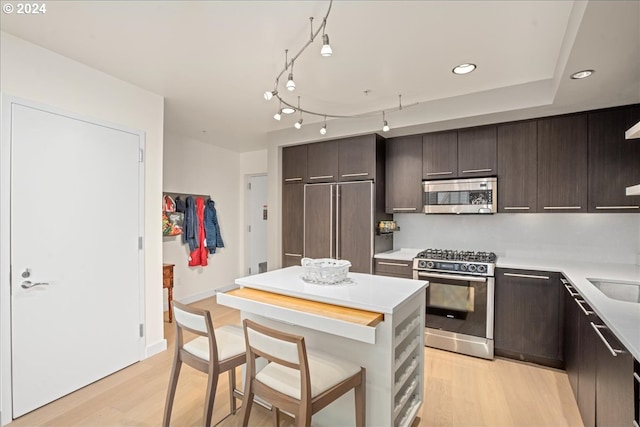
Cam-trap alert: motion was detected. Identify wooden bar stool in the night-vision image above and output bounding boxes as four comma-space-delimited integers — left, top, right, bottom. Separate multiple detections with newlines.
163, 301, 245, 427
240, 318, 365, 427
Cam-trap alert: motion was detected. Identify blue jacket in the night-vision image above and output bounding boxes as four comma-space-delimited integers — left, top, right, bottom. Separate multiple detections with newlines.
182, 196, 199, 251
204, 199, 224, 254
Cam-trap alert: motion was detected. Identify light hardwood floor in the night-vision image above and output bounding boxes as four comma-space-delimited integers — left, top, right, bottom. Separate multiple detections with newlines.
8, 297, 583, 427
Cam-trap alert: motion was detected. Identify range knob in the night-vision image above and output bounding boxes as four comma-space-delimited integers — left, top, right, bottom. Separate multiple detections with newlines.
468, 264, 477, 272
426, 261, 435, 269
418, 260, 428, 269
460, 264, 468, 271
477, 264, 487, 273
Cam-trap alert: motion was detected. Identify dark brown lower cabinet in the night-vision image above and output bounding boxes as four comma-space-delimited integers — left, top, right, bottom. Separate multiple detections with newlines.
374, 258, 413, 279
594, 324, 634, 427
494, 268, 563, 368
562, 278, 580, 397
577, 299, 597, 427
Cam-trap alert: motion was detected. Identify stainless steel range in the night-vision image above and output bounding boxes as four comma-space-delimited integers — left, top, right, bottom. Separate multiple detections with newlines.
412, 249, 497, 360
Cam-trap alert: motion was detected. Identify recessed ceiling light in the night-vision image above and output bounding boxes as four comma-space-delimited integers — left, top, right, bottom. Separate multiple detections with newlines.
570, 69, 594, 80
452, 63, 477, 75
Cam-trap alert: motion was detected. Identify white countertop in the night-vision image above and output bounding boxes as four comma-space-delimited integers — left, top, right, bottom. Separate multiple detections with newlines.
374, 248, 422, 261
235, 266, 427, 314
497, 257, 640, 361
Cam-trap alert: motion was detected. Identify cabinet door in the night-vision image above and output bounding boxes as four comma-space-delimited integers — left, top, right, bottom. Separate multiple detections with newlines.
588, 106, 640, 212
337, 181, 373, 274
385, 135, 423, 213
595, 325, 634, 427
283, 145, 307, 184
338, 135, 377, 181
303, 184, 334, 259
422, 131, 458, 179
562, 280, 580, 398
457, 125, 497, 177
537, 115, 588, 212
374, 258, 413, 279
495, 269, 563, 367
497, 121, 537, 212
282, 183, 304, 267
306, 140, 339, 183
578, 305, 597, 427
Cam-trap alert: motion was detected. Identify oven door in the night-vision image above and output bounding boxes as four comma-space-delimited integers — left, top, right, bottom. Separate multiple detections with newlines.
416, 271, 494, 340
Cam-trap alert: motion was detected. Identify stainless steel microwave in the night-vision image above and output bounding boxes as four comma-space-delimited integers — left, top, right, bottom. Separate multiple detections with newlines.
423, 177, 497, 214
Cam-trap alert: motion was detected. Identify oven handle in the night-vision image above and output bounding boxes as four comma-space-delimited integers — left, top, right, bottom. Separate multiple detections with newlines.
416, 271, 487, 283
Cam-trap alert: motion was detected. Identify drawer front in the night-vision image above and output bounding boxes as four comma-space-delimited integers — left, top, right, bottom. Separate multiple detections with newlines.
375, 259, 413, 278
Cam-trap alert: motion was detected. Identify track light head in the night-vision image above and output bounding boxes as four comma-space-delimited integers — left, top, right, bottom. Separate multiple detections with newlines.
263, 90, 277, 101
320, 124, 327, 135
282, 106, 295, 114
286, 73, 296, 91
321, 34, 332, 57
294, 118, 303, 129
273, 110, 282, 121
382, 120, 390, 132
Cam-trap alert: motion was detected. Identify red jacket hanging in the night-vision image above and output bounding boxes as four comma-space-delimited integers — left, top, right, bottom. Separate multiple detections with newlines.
188, 197, 208, 267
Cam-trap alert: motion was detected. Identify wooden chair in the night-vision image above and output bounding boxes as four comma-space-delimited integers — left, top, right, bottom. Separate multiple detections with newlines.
163, 301, 245, 427
240, 319, 365, 427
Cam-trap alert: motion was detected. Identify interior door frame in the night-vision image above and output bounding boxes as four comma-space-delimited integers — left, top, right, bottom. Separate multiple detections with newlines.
0, 94, 146, 425
244, 173, 268, 275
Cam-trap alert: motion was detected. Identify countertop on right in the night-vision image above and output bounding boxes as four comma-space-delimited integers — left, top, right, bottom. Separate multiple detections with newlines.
497, 257, 640, 361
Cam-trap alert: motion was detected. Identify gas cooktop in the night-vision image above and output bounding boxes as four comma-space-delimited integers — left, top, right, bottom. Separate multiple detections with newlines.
415, 249, 497, 263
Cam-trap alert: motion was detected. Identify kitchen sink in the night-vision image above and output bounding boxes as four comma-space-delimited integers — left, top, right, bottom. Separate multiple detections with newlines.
587, 278, 640, 303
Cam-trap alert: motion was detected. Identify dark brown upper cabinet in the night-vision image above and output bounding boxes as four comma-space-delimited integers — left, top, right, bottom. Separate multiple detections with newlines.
282, 145, 307, 184
537, 115, 588, 212
588, 106, 640, 212
497, 121, 538, 212
306, 140, 339, 183
338, 134, 384, 181
422, 131, 457, 179
385, 135, 423, 214
457, 125, 497, 178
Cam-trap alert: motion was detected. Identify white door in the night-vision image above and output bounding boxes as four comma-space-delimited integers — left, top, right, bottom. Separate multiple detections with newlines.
10, 103, 142, 417
248, 175, 268, 275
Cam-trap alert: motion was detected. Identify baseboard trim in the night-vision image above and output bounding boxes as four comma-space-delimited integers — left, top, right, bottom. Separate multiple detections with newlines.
145, 339, 167, 358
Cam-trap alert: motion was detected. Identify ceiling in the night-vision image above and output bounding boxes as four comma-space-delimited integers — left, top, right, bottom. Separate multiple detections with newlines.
1, 1, 639, 152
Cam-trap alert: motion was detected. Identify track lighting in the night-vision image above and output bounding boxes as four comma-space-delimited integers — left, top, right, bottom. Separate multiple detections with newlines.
286, 60, 296, 91
273, 110, 282, 121
320, 116, 327, 135
321, 34, 332, 57
382, 111, 390, 132
295, 119, 303, 129
282, 106, 295, 115
263, 90, 277, 101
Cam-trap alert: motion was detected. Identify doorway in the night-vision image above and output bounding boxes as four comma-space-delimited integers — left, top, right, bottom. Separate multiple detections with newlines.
0, 97, 144, 421
247, 174, 268, 275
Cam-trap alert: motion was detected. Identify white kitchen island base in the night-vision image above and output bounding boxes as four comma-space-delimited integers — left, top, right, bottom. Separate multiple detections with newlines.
217, 266, 427, 427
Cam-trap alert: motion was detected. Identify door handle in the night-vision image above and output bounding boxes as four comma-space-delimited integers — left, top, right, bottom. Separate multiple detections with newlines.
21, 281, 50, 289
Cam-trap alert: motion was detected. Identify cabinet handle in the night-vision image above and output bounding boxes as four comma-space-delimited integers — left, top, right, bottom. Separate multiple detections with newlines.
284, 253, 302, 257
378, 261, 410, 267
503, 206, 530, 210
309, 175, 334, 180
503, 272, 549, 280
461, 168, 492, 174
560, 277, 568, 284
543, 206, 581, 210
590, 323, 624, 357
633, 421, 639, 427
595, 206, 639, 210
341, 172, 369, 178
633, 372, 640, 383
425, 171, 453, 176
392, 207, 417, 212
575, 299, 594, 316
284, 177, 303, 182
563, 284, 579, 297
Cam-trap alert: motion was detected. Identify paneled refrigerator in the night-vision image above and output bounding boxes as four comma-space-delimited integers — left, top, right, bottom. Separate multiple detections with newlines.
304, 180, 392, 274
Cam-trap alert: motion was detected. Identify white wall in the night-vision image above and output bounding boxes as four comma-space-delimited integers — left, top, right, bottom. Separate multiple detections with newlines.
162, 133, 245, 302
0, 31, 165, 425
393, 213, 640, 264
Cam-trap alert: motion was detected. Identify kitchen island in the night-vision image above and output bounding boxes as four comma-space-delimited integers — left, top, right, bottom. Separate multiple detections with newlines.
217, 266, 428, 427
